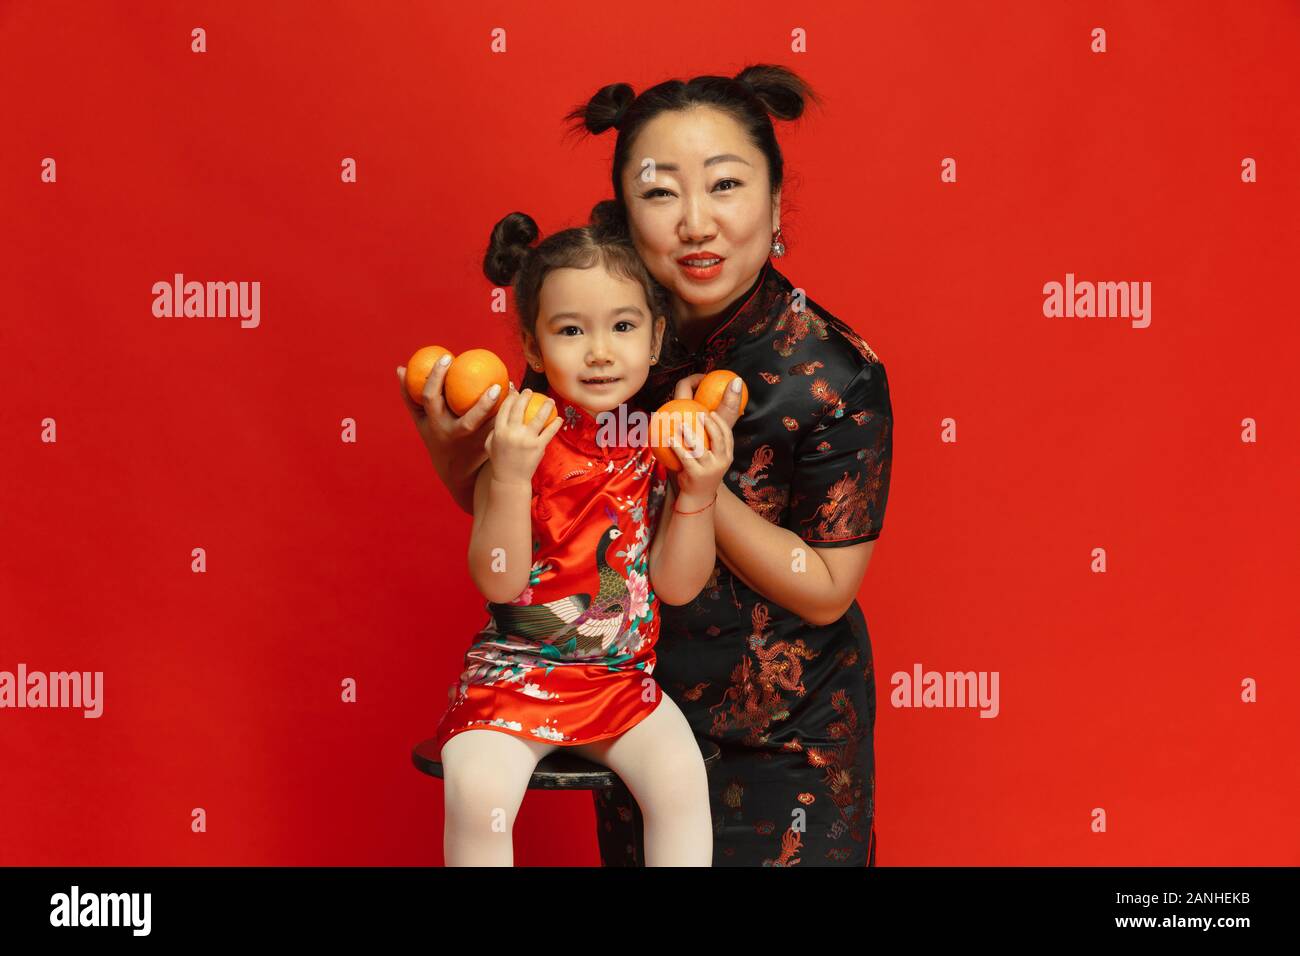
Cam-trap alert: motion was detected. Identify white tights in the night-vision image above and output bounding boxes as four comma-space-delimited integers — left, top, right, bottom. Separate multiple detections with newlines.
440, 690, 712, 866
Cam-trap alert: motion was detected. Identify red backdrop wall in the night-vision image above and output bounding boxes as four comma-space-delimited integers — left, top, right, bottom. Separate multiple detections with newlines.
3, 0, 1297, 866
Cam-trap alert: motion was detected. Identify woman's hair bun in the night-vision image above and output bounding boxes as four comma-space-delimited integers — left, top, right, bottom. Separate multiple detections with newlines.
733, 64, 811, 122
483, 211, 539, 287
577, 82, 635, 135
588, 198, 629, 241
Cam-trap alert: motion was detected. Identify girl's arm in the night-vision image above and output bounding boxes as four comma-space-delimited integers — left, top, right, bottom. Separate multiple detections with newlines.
648, 409, 733, 604
648, 482, 718, 605
466, 458, 533, 604
465, 386, 561, 603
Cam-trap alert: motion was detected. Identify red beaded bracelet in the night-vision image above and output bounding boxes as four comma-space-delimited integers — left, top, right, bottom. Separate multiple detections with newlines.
674, 494, 717, 516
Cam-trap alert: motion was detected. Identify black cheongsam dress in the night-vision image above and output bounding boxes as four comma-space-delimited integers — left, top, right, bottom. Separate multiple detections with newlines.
524, 259, 894, 866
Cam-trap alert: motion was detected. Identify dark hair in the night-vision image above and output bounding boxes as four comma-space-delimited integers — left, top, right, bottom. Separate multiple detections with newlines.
484, 203, 673, 401
563, 63, 818, 225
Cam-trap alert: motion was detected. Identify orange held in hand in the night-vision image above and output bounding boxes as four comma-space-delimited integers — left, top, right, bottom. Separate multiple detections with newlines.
445, 348, 509, 416
650, 399, 712, 472
693, 369, 748, 416
523, 391, 559, 429
405, 345, 454, 404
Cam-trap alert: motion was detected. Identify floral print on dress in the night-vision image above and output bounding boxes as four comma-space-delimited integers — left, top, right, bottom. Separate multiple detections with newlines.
434, 392, 671, 752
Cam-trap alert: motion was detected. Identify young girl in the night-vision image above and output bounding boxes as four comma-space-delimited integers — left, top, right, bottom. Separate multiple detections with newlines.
432, 209, 734, 866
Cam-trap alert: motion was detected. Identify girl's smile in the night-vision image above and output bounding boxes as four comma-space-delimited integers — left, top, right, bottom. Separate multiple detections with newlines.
526, 263, 666, 414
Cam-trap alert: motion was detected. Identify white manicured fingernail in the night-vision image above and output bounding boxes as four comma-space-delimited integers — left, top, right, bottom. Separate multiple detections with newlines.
438, 354, 451, 366
488, 384, 501, 399
730, 377, 742, 391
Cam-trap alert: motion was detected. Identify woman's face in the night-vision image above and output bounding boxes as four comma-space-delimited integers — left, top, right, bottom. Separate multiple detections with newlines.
621, 106, 779, 324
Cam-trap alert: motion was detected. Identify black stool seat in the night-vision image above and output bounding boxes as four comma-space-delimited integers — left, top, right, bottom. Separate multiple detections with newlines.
412, 734, 721, 790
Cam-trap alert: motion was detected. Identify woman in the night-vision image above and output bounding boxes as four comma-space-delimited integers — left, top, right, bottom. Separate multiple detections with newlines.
400, 64, 893, 866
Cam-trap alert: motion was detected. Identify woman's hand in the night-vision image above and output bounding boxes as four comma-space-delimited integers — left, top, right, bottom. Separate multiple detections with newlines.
484, 387, 563, 487
674, 372, 745, 429
670, 410, 734, 510
396, 359, 505, 487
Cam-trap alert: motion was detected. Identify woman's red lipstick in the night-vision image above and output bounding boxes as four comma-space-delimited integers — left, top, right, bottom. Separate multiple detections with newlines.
677, 251, 725, 281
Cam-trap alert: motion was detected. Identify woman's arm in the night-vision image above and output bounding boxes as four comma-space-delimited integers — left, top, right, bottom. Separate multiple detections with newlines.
397, 362, 501, 517
710, 483, 873, 626
691, 360, 890, 625
466, 459, 533, 604
434, 448, 486, 516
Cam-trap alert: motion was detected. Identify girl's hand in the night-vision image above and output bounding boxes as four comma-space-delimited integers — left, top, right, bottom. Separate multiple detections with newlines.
484, 387, 563, 487
670, 410, 734, 510
396, 360, 505, 478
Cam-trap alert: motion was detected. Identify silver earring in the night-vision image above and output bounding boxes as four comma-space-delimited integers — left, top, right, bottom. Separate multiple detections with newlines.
771, 228, 786, 258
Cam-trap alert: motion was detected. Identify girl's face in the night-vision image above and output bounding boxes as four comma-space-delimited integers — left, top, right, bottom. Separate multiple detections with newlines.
525, 263, 666, 414
620, 106, 780, 324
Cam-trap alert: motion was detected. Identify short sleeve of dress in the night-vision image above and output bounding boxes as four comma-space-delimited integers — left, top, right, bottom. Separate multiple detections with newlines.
786, 359, 893, 547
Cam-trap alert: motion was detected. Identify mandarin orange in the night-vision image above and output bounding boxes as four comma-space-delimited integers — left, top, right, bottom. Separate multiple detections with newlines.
523, 390, 559, 429
404, 345, 454, 405
445, 348, 509, 416
693, 369, 748, 416
650, 399, 712, 472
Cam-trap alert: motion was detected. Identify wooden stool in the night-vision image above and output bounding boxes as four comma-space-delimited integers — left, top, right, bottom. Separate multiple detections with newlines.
412, 734, 721, 866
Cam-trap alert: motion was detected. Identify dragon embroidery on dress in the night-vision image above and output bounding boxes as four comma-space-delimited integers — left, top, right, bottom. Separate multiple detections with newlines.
839, 324, 881, 364
678, 682, 711, 703
804, 688, 870, 850
708, 603, 819, 745
744, 305, 779, 339
734, 445, 788, 524
772, 308, 830, 357
758, 371, 781, 384
799, 471, 875, 540
789, 360, 824, 376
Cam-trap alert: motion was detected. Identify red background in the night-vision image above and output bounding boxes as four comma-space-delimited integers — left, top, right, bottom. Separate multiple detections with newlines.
3, 0, 1297, 865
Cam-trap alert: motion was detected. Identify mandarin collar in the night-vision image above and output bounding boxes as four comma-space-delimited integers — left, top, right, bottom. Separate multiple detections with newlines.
656, 258, 773, 375
549, 387, 638, 460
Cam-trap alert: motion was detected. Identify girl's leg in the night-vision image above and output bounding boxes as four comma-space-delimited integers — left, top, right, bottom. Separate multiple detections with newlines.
440, 730, 556, 866
574, 695, 712, 866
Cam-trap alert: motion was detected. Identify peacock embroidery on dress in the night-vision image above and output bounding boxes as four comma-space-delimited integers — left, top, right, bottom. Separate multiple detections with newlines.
434, 392, 670, 749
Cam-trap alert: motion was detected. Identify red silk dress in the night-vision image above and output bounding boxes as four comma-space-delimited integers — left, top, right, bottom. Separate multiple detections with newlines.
434, 389, 671, 753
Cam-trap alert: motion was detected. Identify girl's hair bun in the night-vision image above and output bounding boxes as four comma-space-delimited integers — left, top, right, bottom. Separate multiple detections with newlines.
574, 82, 635, 135
733, 64, 810, 122
483, 212, 539, 286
